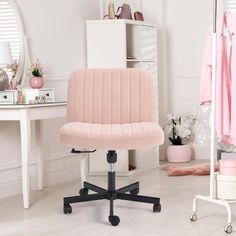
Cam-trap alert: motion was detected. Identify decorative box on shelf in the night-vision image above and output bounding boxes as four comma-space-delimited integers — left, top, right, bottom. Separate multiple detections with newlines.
216, 173, 236, 200
19, 88, 55, 104
216, 159, 236, 200
0, 90, 18, 104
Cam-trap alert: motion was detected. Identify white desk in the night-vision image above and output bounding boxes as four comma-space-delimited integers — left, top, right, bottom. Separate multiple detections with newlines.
0, 102, 67, 209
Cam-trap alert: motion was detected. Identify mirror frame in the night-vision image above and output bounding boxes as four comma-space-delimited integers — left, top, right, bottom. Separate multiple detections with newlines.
3, 0, 25, 86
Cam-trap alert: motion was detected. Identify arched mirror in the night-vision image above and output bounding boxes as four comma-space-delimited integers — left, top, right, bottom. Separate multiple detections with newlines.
0, 0, 25, 87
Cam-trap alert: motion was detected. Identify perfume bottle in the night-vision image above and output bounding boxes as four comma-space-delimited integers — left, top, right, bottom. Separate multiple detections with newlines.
17, 91, 25, 104
108, 0, 115, 19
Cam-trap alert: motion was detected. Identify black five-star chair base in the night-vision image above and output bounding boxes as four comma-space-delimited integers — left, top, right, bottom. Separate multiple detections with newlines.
63, 151, 161, 226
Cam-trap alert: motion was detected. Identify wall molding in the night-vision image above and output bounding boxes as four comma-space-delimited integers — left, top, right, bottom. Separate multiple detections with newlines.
44, 75, 68, 81
0, 152, 72, 172
176, 75, 200, 80
46, 79, 67, 82
180, 97, 197, 101
0, 154, 82, 199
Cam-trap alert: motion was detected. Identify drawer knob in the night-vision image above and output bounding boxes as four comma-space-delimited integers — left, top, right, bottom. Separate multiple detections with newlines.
46, 93, 50, 97
3, 95, 7, 99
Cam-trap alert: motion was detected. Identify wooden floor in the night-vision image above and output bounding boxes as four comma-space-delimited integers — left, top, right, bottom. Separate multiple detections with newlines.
0, 166, 235, 236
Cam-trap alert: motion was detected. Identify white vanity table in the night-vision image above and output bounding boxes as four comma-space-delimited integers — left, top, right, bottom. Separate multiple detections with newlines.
0, 0, 68, 209
0, 102, 67, 209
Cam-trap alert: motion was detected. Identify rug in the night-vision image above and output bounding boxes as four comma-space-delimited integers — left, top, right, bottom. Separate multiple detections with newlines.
161, 162, 219, 176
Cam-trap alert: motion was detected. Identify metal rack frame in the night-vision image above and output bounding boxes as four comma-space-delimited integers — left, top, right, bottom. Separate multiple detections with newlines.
190, 0, 235, 234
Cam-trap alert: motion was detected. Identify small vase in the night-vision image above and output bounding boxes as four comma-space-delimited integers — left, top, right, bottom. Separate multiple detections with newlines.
166, 144, 192, 163
29, 76, 44, 89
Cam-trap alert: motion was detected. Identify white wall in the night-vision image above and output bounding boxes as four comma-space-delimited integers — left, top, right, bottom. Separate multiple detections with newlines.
0, 0, 100, 199
166, 0, 212, 159
143, 0, 212, 159
0, 0, 213, 199
166, 0, 211, 114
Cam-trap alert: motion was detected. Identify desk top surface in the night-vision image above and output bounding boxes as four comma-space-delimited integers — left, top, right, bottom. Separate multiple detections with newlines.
0, 101, 67, 109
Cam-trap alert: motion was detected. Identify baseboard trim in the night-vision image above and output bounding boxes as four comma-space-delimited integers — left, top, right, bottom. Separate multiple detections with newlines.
0, 155, 81, 199
0, 153, 72, 172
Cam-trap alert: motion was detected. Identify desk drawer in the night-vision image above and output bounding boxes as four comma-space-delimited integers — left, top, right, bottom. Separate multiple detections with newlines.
39, 89, 54, 102
0, 91, 17, 104
20, 88, 55, 104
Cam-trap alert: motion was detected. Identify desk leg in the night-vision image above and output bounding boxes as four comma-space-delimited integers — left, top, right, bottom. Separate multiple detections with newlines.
20, 109, 31, 209
35, 120, 44, 190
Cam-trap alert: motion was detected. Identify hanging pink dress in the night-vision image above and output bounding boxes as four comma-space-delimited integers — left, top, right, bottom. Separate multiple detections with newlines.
200, 12, 236, 144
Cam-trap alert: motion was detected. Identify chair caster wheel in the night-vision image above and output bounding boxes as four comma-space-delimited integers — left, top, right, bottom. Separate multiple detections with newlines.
63, 204, 72, 214
79, 188, 88, 196
153, 204, 161, 212
109, 215, 120, 226
130, 188, 139, 195
224, 224, 233, 234
190, 213, 197, 221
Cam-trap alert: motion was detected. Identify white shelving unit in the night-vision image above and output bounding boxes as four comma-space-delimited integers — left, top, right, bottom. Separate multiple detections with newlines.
86, 19, 159, 176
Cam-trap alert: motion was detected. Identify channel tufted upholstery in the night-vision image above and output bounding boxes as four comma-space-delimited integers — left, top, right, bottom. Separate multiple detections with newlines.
60, 69, 164, 150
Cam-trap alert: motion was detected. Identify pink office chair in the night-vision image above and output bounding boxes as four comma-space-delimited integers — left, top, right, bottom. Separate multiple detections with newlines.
60, 69, 164, 226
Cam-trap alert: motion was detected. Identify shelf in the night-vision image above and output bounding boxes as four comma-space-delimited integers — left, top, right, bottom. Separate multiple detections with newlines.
87, 18, 159, 176
87, 19, 156, 27
127, 59, 157, 63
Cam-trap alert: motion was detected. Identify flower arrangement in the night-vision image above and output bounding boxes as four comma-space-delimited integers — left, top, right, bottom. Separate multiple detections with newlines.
28, 59, 45, 78
165, 113, 196, 145
7, 60, 18, 77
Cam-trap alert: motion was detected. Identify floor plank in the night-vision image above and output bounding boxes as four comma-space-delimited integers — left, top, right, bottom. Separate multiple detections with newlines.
0, 165, 235, 236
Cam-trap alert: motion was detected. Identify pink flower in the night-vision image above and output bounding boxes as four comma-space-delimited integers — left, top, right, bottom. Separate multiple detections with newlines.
28, 59, 45, 78
7, 60, 18, 76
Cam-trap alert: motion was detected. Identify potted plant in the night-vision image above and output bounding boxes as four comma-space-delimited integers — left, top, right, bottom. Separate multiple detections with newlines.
28, 59, 45, 89
165, 113, 195, 163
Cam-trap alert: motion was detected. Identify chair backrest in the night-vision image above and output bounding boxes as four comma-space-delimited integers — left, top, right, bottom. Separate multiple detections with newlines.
67, 69, 156, 124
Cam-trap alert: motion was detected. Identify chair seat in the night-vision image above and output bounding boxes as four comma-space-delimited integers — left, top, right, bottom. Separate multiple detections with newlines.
60, 122, 164, 150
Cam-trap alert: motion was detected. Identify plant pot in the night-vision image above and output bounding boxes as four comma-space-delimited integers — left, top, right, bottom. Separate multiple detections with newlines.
166, 144, 192, 163
29, 76, 44, 89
